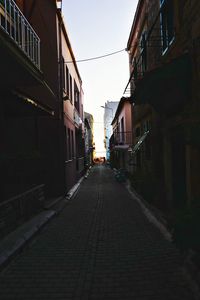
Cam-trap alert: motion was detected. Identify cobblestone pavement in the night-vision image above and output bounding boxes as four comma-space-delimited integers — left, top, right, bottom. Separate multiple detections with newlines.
0, 165, 194, 299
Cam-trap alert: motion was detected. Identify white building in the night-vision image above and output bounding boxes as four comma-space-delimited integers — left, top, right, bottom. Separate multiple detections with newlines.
103, 101, 119, 160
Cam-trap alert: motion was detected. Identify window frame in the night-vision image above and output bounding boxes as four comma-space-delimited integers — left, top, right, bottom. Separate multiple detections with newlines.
69, 74, 73, 103
65, 65, 69, 96
160, 0, 175, 54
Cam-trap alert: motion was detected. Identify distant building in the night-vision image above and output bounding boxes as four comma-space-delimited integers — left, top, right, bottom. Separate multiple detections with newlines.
102, 101, 119, 160
109, 97, 133, 171
84, 112, 95, 167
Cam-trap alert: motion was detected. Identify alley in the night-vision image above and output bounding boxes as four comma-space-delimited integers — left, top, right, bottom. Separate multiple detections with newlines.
0, 165, 194, 300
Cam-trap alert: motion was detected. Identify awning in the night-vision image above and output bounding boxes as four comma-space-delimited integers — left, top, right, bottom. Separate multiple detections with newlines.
131, 130, 149, 155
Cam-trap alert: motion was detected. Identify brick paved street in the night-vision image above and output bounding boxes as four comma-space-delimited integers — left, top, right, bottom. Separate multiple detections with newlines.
0, 165, 194, 299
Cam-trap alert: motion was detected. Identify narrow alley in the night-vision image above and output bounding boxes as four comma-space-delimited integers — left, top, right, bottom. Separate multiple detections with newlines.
0, 165, 194, 300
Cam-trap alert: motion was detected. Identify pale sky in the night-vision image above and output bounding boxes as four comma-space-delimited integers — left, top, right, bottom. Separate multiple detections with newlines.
62, 0, 138, 155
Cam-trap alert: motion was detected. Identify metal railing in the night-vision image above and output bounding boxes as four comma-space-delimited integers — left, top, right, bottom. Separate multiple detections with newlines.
124, 3, 175, 95
0, 184, 45, 238
133, 26, 162, 82
112, 131, 133, 146
0, 0, 40, 68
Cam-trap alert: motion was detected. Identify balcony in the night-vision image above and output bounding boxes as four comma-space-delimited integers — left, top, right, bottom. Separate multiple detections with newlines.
124, 3, 191, 114
0, 0, 42, 88
0, 0, 40, 67
110, 131, 133, 150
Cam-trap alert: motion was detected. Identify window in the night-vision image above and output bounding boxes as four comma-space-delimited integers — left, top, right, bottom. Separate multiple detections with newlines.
71, 130, 74, 158
68, 128, 72, 160
133, 57, 138, 80
120, 117, 125, 142
140, 32, 147, 73
62, 57, 65, 91
68, 74, 73, 103
65, 126, 68, 160
65, 65, 69, 95
160, 0, 174, 53
74, 80, 80, 112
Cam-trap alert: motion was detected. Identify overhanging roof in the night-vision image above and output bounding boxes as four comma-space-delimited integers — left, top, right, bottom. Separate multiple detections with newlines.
127, 0, 145, 51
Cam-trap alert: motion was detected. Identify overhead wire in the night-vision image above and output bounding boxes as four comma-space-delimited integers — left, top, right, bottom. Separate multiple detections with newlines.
65, 48, 126, 63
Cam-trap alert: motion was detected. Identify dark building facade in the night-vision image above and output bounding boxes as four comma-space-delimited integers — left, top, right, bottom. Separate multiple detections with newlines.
0, 0, 85, 235
126, 0, 200, 211
0, 0, 60, 202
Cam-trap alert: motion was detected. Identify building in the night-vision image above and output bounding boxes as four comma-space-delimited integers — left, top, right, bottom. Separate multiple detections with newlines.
0, 0, 85, 235
102, 101, 118, 160
59, 9, 85, 191
125, 0, 200, 210
110, 97, 133, 172
84, 112, 95, 167
0, 0, 63, 200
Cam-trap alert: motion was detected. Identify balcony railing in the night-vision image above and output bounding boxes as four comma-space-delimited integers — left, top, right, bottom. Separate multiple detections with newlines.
0, 0, 40, 68
124, 1, 175, 95
112, 131, 133, 146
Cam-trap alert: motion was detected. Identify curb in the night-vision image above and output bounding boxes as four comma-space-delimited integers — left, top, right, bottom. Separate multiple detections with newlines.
126, 180, 172, 242
44, 196, 64, 210
0, 210, 56, 270
125, 179, 200, 299
65, 176, 86, 200
0, 170, 91, 270
111, 167, 172, 241
126, 183, 172, 242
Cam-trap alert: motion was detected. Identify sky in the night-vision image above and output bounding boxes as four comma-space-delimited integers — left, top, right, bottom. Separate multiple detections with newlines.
62, 0, 138, 156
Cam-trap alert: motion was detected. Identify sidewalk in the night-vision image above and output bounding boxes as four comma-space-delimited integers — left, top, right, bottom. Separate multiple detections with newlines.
0, 176, 84, 270
0, 165, 195, 299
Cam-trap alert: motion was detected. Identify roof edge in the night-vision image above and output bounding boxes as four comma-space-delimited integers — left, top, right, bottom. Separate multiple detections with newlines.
127, 0, 145, 51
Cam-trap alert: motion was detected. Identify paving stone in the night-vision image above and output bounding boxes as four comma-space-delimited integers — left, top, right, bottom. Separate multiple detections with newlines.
0, 165, 195, 299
